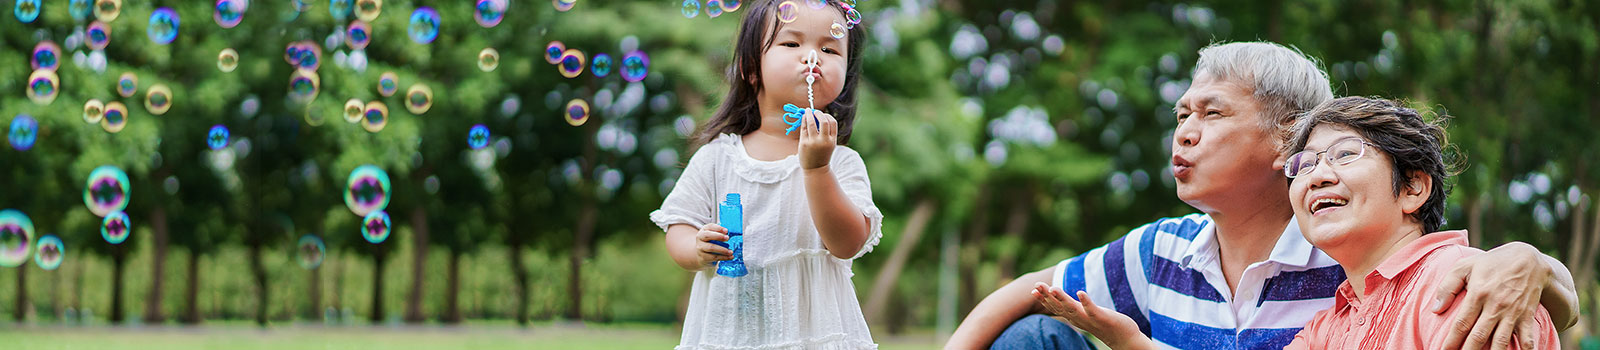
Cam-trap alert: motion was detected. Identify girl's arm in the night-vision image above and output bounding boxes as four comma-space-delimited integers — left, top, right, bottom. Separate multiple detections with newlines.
797, 110, 871, 259
804, 166, 871, 259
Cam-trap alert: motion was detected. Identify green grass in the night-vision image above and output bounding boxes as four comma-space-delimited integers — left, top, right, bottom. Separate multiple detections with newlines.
0, 323, 941, 350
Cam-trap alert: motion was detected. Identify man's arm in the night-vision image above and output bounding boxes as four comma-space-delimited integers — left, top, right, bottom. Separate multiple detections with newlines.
945, 267, 1054, 350
1431, 241, 1579, 350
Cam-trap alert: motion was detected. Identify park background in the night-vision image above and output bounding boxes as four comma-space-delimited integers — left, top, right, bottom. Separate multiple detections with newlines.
1, 0, 1597, 348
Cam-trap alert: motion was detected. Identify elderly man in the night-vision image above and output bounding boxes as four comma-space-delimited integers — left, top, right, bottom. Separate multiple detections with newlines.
946, 42, 1577, 350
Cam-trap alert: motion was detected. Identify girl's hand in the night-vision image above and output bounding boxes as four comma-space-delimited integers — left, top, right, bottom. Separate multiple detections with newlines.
1031, 282, 1156, 350
798, 109, 837, 170
696, 223, 734, 267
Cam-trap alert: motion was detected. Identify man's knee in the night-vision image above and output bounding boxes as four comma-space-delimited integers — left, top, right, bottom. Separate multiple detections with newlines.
990, 314, 1094, 350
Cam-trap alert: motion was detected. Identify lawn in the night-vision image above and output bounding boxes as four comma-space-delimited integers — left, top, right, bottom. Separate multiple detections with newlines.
0, 322, 942, 349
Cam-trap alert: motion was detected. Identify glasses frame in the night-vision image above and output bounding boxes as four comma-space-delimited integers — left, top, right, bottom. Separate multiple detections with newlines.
1284, 137, 1377, 179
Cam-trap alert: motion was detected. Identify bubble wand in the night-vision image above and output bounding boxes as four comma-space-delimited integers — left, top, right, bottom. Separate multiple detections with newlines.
782, 50, 820, 135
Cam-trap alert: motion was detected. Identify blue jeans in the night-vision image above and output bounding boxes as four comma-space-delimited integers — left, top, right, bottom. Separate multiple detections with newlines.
989, 314, 1098, 350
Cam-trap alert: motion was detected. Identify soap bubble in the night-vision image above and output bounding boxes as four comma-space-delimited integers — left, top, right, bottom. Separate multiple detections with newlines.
102, 211, 130, 245
405, 84, 433, 114
147, 7, 180, 45
408, 7, 440, 44
345, 165, 391, 216
101, 102, 129, 133
0, 209, 33, 268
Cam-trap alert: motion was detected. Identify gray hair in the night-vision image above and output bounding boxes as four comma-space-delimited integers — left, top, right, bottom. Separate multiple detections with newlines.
1193, 42, 1334, 143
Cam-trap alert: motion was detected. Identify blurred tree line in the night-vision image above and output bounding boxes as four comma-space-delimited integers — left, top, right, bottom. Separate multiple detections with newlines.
1, 0, 1597, 344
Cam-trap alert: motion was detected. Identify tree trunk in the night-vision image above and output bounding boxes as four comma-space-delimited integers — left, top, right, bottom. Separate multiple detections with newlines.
444, 249, 462, 324
864, 197, 937, 329
1467, 192, 1487, 246
250, 243, 269, 327
958, 184, 992, 318
510, 231, 530, 326
404, 207, 429, 323
143, 207, 169, 323
14, 261, 27, 322
369, 250, 387, 323
996, 191, 1034, 281
568, 198, 598, 321
110, 253, 126, 324
308, 263, 322, 320
181, 251, 201, 324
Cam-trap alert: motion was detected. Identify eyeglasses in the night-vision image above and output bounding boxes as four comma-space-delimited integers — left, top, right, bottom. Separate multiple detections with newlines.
1284, 137, 1375, 178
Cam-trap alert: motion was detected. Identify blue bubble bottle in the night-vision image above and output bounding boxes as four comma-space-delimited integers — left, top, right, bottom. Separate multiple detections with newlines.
716, 193, 747, 277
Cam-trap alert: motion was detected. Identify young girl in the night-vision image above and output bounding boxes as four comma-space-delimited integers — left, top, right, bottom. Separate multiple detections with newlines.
649, 1, 881, 349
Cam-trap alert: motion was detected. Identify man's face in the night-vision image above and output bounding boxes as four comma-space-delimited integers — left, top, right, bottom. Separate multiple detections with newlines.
1170, 73, 1286, 211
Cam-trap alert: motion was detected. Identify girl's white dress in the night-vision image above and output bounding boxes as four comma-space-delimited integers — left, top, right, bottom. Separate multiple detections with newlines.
651, 133, 883, 350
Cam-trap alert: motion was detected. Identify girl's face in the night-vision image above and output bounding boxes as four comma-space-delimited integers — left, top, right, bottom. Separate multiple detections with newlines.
1289, 125, 1429, 250
757, 4, 848, 111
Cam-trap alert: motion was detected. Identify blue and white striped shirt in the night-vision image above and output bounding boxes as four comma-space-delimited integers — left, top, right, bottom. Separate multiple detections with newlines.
1051, 213, 1346, 349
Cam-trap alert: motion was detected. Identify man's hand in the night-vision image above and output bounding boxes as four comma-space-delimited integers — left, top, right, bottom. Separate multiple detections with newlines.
1032, 283, 1155, 350
1431, 242, 1568, 350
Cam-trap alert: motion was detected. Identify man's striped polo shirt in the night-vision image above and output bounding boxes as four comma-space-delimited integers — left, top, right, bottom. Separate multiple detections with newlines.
1051, 213, 1346, 349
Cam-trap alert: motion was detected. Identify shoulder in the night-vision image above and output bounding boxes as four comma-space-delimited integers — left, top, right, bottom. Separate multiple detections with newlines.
1136, 213, 1211, 242
686, 134, 741, 164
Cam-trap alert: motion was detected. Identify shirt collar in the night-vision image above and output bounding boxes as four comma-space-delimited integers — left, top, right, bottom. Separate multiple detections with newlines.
1181, 215, 1316, 269
1372, 230, 1469, 279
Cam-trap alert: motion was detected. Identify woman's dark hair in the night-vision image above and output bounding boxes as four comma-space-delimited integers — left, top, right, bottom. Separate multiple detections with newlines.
1284, 96, 1461, 233
691, 0, 865, 148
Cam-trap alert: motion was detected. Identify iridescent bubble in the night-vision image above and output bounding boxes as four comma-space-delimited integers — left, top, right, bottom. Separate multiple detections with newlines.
288, 69, 320, 104
468, 124, 489, 150
284, 42, 304, 66
343, 99, 364, 123
545, 41, 566, 64
362, 101, 388, 132
217, 48, 239, 72
101, 101, 129, 133
117, 72, 138, 97
681, 0, 698, 18
361, 211, 391, 244
776, 1, 798, 23
9, 115, 38, 152
33, 41, 61, 71
83, 99, 105, 124
377, 72, 398, 97
405, 84, 433, 114
303, 104, 326, 126
346, 21, 371, 50
474, 0, 505, 28
558, 49, 586, 79
145, 84, 173, 115
328, 0, 352, 20
705, 0, 723, 18
295, 42, 322, 71
70, 0, 92, 21
84, 165, 130, 217
14, 0, 40, 23
721, 0, 741, 12
591, 53, 612, 77
297, 235, 325, 269
407, 7, 440, 44
214, 0, 244, 28
207, 125, 229, 150
345, 165, 391, 217
552, 0, 576, 12
565, 99, 590, 126
845, 7, 861, 27
27, 70, 60, 105
94, 0, 120, 22
101, 211, 130, 245
147, 7, 180, 45
829, 21, 846, 39
620, 51, 649, 83
478, 48, 500, 72
34, 235, 62, 271
87, 21, 111, 51
354, 0, 381, 22
0, 210, 33, 268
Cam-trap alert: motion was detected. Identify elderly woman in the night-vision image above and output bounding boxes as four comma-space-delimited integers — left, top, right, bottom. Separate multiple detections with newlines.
949, 42, 1577, 350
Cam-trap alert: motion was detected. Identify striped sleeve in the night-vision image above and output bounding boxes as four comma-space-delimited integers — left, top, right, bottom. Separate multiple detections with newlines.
1053, 219, 1171, 336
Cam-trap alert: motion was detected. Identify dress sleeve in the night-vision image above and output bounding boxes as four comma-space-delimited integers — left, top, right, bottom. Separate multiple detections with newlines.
832, 148, 883, 259
648, 145, 718, 232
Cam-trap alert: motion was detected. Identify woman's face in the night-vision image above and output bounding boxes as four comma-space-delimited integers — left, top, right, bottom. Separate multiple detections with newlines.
756, 4, 848, 112
1289, 125, 1428, 250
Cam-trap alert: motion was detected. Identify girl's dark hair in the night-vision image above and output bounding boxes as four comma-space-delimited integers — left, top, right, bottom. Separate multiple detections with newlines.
691, 0, 865, 148
1284, 96, 1462, 233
